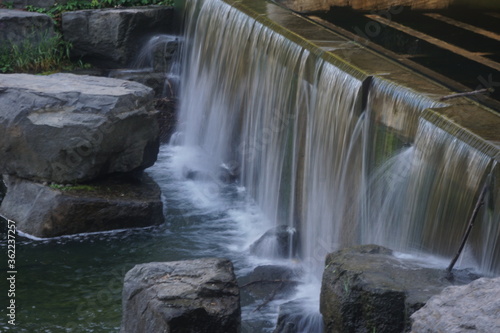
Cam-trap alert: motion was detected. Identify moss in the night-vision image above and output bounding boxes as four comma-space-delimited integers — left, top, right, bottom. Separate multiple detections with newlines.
49, 184, 100, 192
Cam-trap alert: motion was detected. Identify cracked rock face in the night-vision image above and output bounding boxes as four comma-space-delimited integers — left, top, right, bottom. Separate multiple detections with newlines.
0, 73, 159, 183
120, 258, 241, 333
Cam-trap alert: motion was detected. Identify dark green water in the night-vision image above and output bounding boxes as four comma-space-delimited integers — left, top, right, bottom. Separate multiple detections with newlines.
0, 145, 281, 332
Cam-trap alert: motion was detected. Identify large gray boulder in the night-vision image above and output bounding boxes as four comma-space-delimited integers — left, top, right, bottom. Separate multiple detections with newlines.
120, 258, 241, 333
320, 245, 478, 333
0, 73, 159, 183
0, 9, 55, 46
0, 173, 164, 238
411, 276, 500, 333
62, 6, 175, 68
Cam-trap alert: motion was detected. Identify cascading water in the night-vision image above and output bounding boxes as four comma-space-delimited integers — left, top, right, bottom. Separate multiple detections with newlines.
174, 0, 499, 331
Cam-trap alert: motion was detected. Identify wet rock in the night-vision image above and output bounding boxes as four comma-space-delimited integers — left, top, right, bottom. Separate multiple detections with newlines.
274, 299, 323, 333
0, 9, 55, 46
250, 225, 298, 259
320, 245, 478, 333
154, 97, 177, 143
411, 276, 500, 333
120, 258, 240, 333
62, 6, 174, 68
218, 162, 240, 184
0, 173, 164, 238
109, 69, 167, 97
240, 265, 302, 299
0, 73, 159, 183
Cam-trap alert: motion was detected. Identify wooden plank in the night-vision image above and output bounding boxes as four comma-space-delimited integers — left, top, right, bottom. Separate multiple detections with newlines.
365, 14, 500, 71
308, 15, 500, 112
424, 13, 500, 41
486, 13, 500, 19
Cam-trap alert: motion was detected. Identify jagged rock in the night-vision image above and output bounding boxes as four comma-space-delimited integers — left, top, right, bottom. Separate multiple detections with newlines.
0, 9, 55, 46
120, 258, 240, 333
0, 173, 164, 238
274, 299, 323, 333
320, 245, 478, 333
250, 225, 298, 258
0, 73, 159, 183
240, 265, 302, 299
62, 6, 174, 68
411, 276, 500, 333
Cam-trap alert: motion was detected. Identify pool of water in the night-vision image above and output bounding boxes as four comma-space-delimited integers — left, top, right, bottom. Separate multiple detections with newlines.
0, 144, 312, 332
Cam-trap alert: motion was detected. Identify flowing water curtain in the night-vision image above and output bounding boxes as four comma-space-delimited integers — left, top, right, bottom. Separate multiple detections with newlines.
364, 117, 494, 270
179, 0, 311, 231
300, 61, 365, 270
360, 78, 444, 249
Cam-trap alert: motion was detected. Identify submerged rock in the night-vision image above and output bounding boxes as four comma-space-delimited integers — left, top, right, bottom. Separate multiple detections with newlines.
120, 258, 240, 333
250, 225, 298, 259
62, 6, 174, 68
320, 245, 478, 333
240, 265, 302, 300
411, 276, 500, 333
0, 173, 164, 238
0, 73, 159, 183
274, 299, 323, 333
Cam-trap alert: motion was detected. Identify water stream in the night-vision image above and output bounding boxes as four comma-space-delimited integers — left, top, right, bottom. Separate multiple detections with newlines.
1, 0, 499, 332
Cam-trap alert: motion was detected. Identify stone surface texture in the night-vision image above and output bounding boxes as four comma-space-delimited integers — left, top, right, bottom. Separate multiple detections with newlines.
411, 276, 500, 333
0, 73, 159, 183
120, 258, 240, 333
0, 9, 55, 46
320, 245, 476, 333
62, 6, 174, 67
0, 174, 164, 238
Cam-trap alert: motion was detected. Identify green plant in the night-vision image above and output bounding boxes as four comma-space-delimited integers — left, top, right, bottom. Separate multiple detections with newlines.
0, 30, 79, 74
0, 1, 15, 9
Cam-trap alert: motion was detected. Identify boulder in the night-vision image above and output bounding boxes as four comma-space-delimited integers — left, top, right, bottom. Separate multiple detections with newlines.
411, 276, 500, 333
250, 225, 298, 259
274, 299, 323, 333
62, 6, 175, 68
240, 265, 302, 299
120, 258, 240, 333
0, 173, 164, 238
320, 245, 478, 333
0, 73, 159, 183
0, 9, 55, 46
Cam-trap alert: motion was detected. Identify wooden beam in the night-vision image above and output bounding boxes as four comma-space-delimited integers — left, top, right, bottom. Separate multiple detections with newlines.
486, 13, 500, 19
366, 14, 500, 71
424, 13, 500, 41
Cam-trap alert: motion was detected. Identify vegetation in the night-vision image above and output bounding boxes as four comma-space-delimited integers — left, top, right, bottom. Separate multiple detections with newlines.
24, 0, 174, 24
0, 31, 79, 73
0, 0, 174, 73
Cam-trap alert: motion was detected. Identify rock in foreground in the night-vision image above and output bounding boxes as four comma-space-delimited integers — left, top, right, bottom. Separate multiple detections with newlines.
0, 173, 164, 238
320, 245, 478, 333
0, 73, 159, 183
411, 276, 500, 333
121, 258, 240, 333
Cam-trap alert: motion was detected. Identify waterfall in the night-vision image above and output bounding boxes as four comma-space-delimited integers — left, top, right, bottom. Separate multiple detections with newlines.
177, 0, 500, 279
